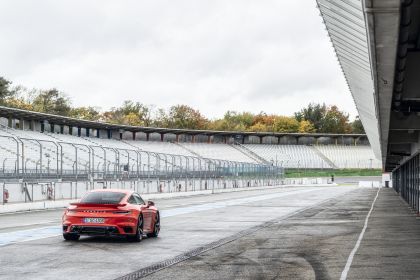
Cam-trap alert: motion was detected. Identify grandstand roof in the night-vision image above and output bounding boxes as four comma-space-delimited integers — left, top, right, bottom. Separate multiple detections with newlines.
0, 105, 366, 138
316, 0, 382, 160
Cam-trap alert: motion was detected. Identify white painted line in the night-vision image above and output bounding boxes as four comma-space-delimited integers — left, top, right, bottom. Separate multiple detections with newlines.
340, 187, 380, 280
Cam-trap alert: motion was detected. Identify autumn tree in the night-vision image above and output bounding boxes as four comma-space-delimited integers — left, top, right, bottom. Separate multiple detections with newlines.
32, 89, 71, 116
165, 105, 208, 129
252, 112, 276, 131
295, 103, 327, 132
0, 77, 13, 104
70, 107, 100, 121
273, 116, 300, 132
351, 116, 365, 134
298, 120, 316, 133
320, 105, 352, 133
102, 101, 153, 126
215, 111, 254, 131
0, 76, 364, 134
248, 122, 268, 132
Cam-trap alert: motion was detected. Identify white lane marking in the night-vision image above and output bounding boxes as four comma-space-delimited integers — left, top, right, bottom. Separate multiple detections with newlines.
0, 227, 62, 247
0, 220, 59, 230
0, 187, 334, 247
340, 187, 380, 280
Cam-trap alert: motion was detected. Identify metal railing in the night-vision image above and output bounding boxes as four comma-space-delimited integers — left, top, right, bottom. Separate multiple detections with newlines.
392, 153, 420, 213
0, 134, 284, 182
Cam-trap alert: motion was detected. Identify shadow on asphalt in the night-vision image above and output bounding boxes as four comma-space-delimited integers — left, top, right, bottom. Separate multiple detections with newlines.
62, 235, 159, 244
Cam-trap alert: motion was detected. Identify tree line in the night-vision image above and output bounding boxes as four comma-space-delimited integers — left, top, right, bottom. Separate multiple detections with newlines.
0, 76, 364, 134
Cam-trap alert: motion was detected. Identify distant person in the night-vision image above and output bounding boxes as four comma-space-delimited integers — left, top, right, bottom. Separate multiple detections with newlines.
331, 174, 335, 183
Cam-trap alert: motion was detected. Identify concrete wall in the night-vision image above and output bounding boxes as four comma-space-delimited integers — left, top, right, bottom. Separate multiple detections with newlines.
1, 177, 286, 205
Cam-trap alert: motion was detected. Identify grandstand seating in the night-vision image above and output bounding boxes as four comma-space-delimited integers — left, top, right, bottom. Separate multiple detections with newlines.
180, 143, 257, 163
0, 126, 382, 173
314, 145, 382, 169
244, 144, 331, 168
125, 140, 194, 157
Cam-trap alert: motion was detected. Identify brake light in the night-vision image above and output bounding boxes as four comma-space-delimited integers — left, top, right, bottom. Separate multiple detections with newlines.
113, 210, 131, 214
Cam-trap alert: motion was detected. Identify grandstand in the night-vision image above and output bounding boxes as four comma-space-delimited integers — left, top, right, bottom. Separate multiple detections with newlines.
0, 106, 384, 204
0, 106, 381, 178
244, 144, 330, 169
0, 124, 380, 174
314, 145, 380, 169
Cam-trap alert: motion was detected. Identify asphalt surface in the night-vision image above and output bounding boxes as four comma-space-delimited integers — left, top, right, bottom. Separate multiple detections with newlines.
1, 185, 416, 280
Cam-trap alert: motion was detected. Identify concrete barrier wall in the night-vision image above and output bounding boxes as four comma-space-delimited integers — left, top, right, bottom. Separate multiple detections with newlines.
1, 178, 289, 205
0, 182, 337, 214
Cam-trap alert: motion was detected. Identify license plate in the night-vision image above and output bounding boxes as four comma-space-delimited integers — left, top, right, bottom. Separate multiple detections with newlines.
83, 218, 105, 223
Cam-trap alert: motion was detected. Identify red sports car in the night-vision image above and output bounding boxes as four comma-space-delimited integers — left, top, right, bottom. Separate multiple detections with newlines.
62, 189, 160, 242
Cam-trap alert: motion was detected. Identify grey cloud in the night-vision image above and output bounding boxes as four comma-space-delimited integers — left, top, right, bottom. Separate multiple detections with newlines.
0, 0, 357, 119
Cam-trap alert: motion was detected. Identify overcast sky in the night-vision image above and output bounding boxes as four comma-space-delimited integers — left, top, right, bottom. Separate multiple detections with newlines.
0, 0, 357, 119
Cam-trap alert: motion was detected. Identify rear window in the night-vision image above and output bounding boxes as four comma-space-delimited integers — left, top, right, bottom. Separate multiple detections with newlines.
80, 192, 126, 204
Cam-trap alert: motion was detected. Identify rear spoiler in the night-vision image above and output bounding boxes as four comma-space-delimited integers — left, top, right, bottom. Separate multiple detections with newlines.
69, 202, 127, 207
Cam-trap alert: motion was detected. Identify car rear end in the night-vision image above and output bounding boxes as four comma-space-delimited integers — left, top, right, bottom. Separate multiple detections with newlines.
62, 191, 138, 240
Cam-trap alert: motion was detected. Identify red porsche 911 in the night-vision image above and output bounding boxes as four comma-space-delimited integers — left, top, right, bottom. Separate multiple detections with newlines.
62, 189, 160, 242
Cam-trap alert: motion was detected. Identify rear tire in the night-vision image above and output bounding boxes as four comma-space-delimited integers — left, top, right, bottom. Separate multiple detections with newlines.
127, 215, 143, 242
147, 213, 160, 238
63, 233, 80, 241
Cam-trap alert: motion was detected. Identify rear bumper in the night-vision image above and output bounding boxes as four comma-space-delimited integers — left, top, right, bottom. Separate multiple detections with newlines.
63, 224, 136, 236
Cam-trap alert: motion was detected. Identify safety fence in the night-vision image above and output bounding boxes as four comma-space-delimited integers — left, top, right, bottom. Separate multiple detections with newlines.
0, 135, 283, 181
0, 134, 286, 204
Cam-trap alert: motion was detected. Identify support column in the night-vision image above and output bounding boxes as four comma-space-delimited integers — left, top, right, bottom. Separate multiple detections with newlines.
207, 135, 211, 144
160, 133, 164, 142
191, 135, 196, 143
19, 119, 24, 130
259, 136, 263, 144
176, 134, 180, 142
242, 135, 245, 144
30, 120, 35, 131
107, 129, 112, 139
97, 129, 100, 138
132, 132, 136, 140
77, 127, 82, 137
60, 125, 64, 134
354, 137, 359, 146
277, 136, 281, 145
40, 121, 45, 133
69, 126, 73, 135
146, 133, 150, 141
86, 128, 90, 137
7, 117, 12, 128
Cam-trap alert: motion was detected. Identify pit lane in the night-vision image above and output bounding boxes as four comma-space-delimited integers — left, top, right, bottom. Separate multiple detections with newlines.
0, 185, 359, 280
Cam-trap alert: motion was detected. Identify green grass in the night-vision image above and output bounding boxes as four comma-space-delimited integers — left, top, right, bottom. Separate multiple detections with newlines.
285, 169, 382, 178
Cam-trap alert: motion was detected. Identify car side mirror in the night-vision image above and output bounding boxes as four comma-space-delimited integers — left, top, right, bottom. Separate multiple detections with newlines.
147, 200, 155, 207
